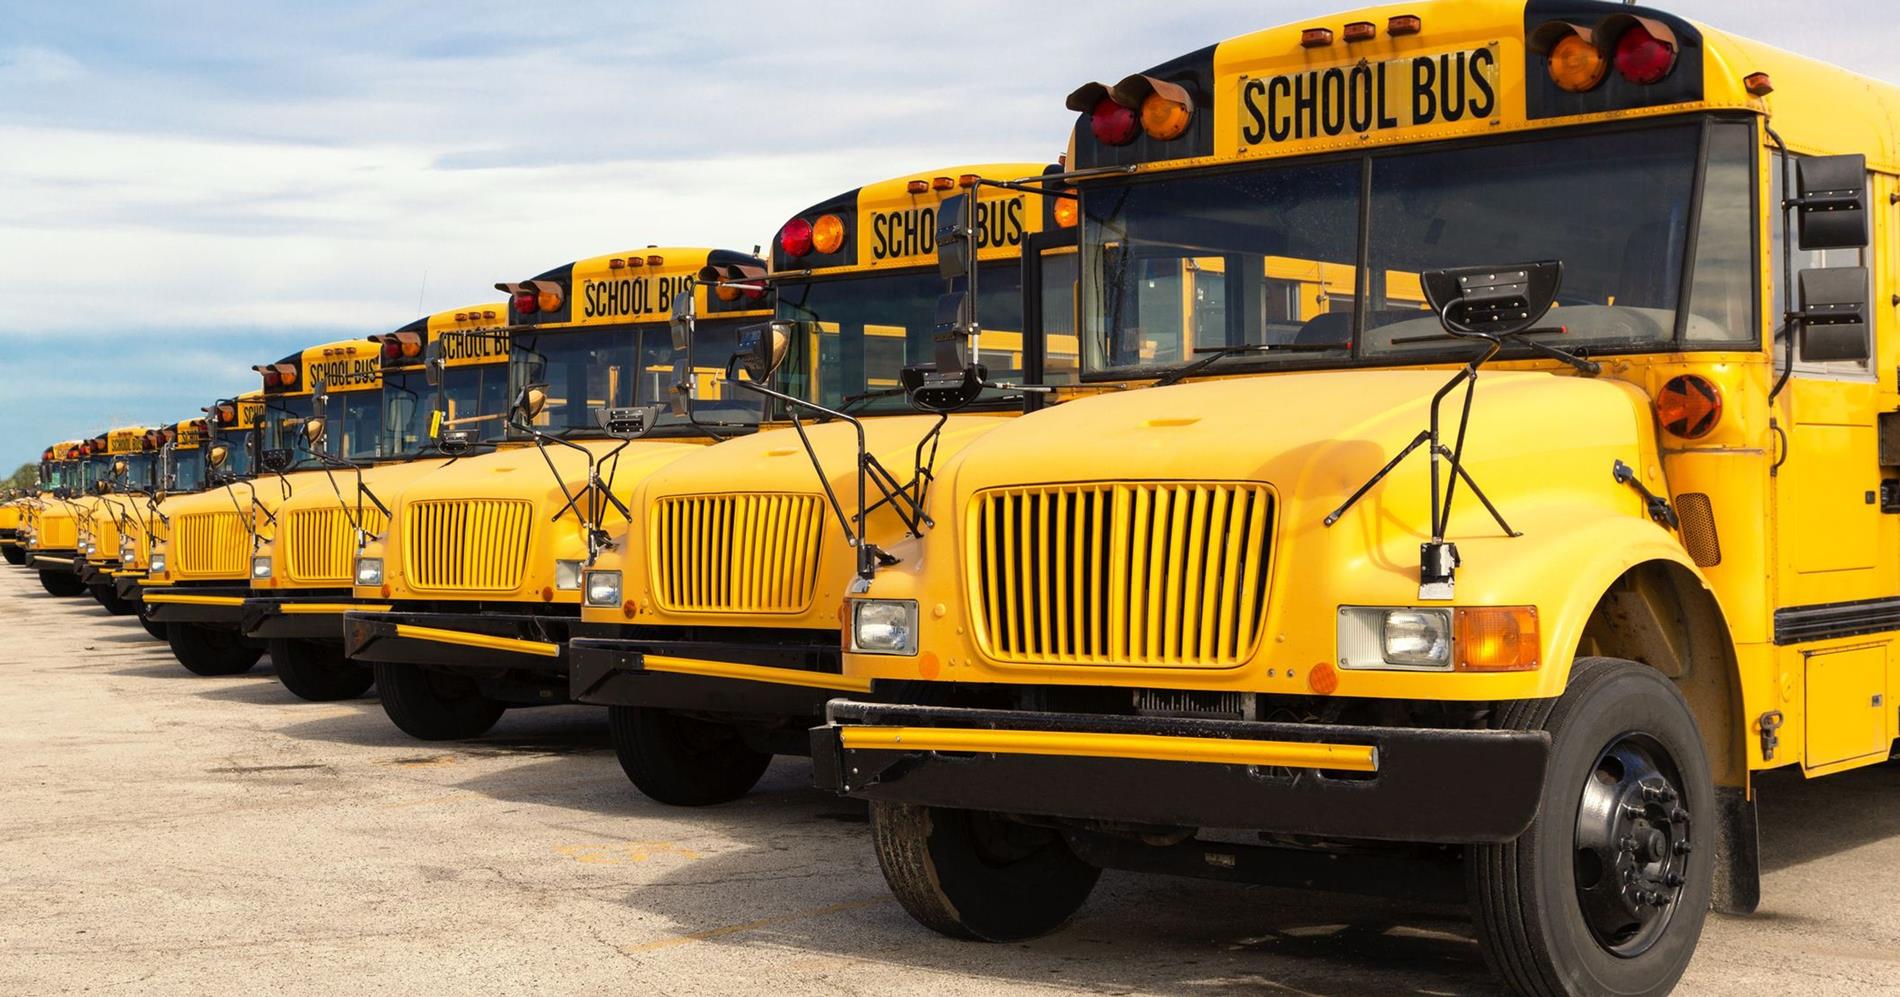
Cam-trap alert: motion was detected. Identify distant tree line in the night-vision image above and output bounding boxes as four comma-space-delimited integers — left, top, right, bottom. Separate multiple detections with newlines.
4, 463, 36, 492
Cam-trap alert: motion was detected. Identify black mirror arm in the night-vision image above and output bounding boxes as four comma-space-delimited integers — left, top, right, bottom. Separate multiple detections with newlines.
1767, 124, 1798, 404
732, 379, 863, 546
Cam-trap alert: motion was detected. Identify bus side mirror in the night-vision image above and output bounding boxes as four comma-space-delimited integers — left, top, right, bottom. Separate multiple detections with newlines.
936, 194, 972, 282
1795, 155, 1869, 251
668, 358, 693, 415
670, 290, 696, 351
303, 417, 327, 448
512, 385, 548, 426
425, 340, 444, 388
1796, 267, 1871, 362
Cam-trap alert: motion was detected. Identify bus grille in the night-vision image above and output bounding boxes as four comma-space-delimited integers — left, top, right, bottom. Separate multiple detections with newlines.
970, 482, 1273, 667
650, 494, 825, 614
285, 507, 388, 585
38, 511, 77, 550
402, 499, 532, 593
174, 511, 250, 578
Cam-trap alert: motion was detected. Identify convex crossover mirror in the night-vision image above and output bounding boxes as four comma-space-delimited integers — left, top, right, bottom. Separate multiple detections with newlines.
727, 323, 790, 384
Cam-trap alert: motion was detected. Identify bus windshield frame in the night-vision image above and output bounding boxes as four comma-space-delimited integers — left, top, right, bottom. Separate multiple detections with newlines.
508, 319, 757, 441
382, 362, 511, 454
1077, 115, 1760, 382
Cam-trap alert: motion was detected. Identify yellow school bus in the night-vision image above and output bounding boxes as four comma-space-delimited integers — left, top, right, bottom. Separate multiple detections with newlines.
562, 163, 1079, 804
113, 418, 212, 639
812, 3, 1900, 992
72, 424, 166, 615
239, 304, 511, 701
342, 248, 771, 740
142, 381, 299, 675
6, 443, 72, 567
28, 436, 111, 596
15, 441, 84, 581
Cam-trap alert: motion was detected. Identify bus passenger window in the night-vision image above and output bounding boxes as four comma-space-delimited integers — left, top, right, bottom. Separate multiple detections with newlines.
1773, 153, 1874, 374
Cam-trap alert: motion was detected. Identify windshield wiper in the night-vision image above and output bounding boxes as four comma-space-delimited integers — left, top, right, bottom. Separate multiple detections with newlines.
1390, 327, 1599, 376
838, 387, 909, 413
1154, 342, 1347, 388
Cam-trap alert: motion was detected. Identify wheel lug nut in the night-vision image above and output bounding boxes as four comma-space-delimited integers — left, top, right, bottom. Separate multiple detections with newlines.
1666, 873, 1685, 888
1643, 785, 1665, 802
1674, 840, 1693, 855
1670, 807, 1689, 823
1620, 836, 1636, 852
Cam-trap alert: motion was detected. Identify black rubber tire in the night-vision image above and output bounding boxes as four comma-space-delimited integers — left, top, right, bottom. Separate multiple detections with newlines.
2, 545, 23, 565
1470, 658, 1715, 997
607, 706, 773, 806
268, 639, 374, 702
870, 801, 1101, 942
373, 661, 506, 740
38, 570, 87, 597
166, 623, 264, 676
138, 612, 167, 641
89, 583, 136, 616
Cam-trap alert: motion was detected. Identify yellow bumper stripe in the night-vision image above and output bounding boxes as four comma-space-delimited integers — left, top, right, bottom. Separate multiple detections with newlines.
391, 624, 560, 658
111, 570, 145, 578
838, 726, 1378, 772
643, 654, 873, 694
281, 603, 392, 615
143, 593, 246, 607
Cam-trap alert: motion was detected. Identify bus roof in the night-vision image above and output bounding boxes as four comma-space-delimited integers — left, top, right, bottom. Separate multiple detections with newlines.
374, 301, 510, 372
1064, 0, 1900, 175
769, 162, 1062, 275
497, 246, 769, 332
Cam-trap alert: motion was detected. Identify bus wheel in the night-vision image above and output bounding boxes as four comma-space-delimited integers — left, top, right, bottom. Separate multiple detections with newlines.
871, 802, 1100, 942
1471, 658, 1714, 997
607, 706, 772, 806
268, 639, 374, 702
38, 571, 86, 597
167, 623, 264, 676
2, 546, 23, 566
372, 662, 505, 740
138, 613, 167, 641
89, 583, 135, 616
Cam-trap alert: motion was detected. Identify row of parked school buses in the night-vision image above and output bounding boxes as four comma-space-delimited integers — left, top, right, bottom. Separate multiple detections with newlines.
9, 3, 1900, 992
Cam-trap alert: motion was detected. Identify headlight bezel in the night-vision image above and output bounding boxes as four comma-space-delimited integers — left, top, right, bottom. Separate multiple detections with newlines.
583, 570, 622, 608
148, 553, 166, 575
354, 557, 384, 587
1338, 606, 1454, 672
850, 599, 919, 656
554, 559, 585, 592
251, 556, 273, 580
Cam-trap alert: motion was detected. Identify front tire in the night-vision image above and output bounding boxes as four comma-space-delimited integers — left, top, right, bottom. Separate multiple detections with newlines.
2, 545, 24, 565
137, 603, 167, 640
871, 802, 1101, 942
38, 571, 87, 597
167, 623, 263, 676
607, 706, 772, 806
1471, 657, 1715, 997
373, 662, 505, 740
268, 639, 374, 702
90, 583, 136, 616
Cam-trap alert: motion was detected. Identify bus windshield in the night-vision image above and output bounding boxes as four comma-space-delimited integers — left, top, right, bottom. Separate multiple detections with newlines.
116, 453, 158, 491
1081, 120, 1755, 378
772, 261, 1060, 416
383, 363, 511, 454
329, 390, 382, 462
170, 449, 207, 492
216, 429, 255, 479
511, 322, 749, 438
261, 394, 321, 468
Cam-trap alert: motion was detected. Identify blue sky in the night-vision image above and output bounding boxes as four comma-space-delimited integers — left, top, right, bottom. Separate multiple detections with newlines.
0, 0, 1891, 471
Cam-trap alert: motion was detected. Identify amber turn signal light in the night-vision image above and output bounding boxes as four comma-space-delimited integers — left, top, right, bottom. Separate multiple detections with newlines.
1456, 607, 1540, 672
811, 213, 846, 255
1658, 374, 1721, 439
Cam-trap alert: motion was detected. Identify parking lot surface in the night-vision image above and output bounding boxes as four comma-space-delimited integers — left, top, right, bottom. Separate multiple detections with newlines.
2, 568, 1897, 996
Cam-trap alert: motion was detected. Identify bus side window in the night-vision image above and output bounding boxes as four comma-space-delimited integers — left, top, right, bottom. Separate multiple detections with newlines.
1683, 122, 1758, 345
1774, 153, 1875, 375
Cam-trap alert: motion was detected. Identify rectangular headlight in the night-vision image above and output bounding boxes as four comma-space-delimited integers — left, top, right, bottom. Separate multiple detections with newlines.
251, 556, 273, 580
851, 600, 918, 656
584, 570, 622, 607
554, 559, 585, 591
1338, 607, 1452, 671
354, 557, 383, 586
149, 553, 165, 575
120, 539, 136, 562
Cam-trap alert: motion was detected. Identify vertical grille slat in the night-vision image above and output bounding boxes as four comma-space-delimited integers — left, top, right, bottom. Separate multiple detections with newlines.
401, 499, 531, 593
648, 493, 824, 615
970, 482, 1273, 668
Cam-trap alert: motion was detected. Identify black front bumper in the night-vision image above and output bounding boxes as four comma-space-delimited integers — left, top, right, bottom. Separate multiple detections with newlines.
241, 590, 360, 641
343, 609, 576, 675
142, 584, 252, 627
812, 701, 1550, 844
77, 559, 118, 585
27, 549, 79, 573
570, 634, 853, 717
114, 573, 146, 601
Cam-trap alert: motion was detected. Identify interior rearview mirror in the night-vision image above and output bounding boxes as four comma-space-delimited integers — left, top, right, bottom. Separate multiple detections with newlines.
1420, 261, 1563, 338
1795, 155, 1869, 251
1797, 266, 1871, 362
936, 194, 972, 282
